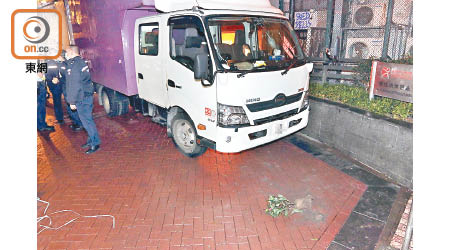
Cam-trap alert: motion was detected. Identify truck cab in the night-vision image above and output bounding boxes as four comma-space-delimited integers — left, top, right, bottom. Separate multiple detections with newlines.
134, 1, 313, 157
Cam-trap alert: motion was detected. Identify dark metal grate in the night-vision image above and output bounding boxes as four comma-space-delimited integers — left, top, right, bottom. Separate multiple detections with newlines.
253, 109, 298, 126
246, 92, 303, 112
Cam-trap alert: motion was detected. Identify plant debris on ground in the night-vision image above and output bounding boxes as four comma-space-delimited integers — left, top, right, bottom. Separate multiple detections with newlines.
265, 194, 304, 217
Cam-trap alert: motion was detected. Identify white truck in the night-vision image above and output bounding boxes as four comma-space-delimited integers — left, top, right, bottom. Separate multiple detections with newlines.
66, 0, 313, 157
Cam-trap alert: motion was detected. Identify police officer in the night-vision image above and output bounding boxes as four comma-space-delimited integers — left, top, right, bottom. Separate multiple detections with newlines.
46, 56, 66, 124
37, 71, 55, 132
50, 51, 84, 131
65, 46, 101, 154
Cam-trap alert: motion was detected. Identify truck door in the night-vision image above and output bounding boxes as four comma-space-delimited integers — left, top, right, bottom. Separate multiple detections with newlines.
135, 17, 168, 108
166, 15, 217, 140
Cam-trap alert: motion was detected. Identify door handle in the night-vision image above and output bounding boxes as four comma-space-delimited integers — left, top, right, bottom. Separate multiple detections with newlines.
138, 73, 144, 79
168, 79, 182, 89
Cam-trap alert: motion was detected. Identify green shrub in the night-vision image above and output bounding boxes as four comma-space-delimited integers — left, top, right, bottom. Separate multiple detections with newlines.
309, 82, 413, 121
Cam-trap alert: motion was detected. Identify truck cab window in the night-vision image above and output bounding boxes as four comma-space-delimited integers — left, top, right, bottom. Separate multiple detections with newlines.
139, 24, 159, 56
206, 17, 305, 71
169, 16, 208, 70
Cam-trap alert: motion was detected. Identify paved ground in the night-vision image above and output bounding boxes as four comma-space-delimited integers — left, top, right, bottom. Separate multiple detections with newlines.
390, 196, 413, 250
37, 98, 403, 250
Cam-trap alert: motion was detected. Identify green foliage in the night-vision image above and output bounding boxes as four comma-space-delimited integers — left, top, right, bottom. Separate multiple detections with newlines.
309, 83, 413, 121
265, 194, 303, 217
354, 56, 413, 85
353, 58, 374, 84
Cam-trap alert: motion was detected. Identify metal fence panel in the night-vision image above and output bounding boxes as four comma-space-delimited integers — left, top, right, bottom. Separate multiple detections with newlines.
341, 0, 388, 60
388, 0, 413, 59
294, 0, 329, 60
275, 0, 414, 62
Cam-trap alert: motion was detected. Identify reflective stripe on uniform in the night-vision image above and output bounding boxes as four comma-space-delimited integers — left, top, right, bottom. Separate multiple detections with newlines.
48, 66, 58, 69
81, 66, 89, 72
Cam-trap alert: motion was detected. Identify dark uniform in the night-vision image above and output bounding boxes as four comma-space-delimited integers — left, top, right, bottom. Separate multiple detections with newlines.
65, 56, 101, 148
37, 74, 52, 131
45, 60, 65, 123
47, 59, 83, 128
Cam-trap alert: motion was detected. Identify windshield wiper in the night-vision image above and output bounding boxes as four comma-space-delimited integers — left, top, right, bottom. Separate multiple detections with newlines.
281, 58, 306, 76
237, 65, 267, 78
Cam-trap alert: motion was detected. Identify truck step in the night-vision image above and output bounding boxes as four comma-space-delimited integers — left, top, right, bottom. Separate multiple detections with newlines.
151, 116, 167, 126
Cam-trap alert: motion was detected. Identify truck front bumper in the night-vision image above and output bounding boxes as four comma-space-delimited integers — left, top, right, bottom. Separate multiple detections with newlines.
215, 107, 309, 153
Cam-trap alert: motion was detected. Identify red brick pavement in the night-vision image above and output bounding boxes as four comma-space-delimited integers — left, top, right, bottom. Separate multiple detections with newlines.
390, 196, 413, 250
38, 107, 367, 250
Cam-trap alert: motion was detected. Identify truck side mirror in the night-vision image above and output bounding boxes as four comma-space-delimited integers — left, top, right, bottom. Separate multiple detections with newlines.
194, 53, 210, 84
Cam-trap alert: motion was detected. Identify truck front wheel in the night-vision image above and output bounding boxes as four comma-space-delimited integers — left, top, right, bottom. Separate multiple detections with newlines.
171, 113, 207, 158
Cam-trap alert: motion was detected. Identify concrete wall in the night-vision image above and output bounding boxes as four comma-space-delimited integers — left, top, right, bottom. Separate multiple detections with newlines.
300, 97, 413, 188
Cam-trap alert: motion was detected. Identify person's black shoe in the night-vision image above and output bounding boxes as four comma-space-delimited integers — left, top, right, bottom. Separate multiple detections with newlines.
38, 126, 55, 132
69, 124, 83, 131
85, 145, 100, 154
81, 143, 90, 149
57, 120, 65, 124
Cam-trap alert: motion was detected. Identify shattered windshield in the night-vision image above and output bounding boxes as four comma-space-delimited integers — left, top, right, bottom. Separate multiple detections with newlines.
206, 16, 305, 72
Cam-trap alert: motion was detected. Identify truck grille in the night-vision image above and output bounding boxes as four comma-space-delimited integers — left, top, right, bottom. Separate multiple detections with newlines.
246, 92, 303, 112
253, 109, 298, 126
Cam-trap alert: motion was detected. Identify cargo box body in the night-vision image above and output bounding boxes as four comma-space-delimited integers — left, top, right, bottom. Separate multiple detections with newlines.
69, 0, 157, 96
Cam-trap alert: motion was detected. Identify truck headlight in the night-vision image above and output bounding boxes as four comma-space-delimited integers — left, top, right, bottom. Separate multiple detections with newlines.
218, 103, 250, 126
301, 90, 309, 109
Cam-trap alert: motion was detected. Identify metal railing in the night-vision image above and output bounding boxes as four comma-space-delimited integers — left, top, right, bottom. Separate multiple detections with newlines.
311, 63, 359, 84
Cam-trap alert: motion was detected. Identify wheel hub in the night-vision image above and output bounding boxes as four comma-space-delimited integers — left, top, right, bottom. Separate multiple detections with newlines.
174, 120, 195, 152
102, 91, 110, 114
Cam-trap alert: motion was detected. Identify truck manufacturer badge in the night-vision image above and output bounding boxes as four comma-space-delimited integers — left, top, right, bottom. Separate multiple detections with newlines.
274, 94, 287, 106
246, 98, 260, 103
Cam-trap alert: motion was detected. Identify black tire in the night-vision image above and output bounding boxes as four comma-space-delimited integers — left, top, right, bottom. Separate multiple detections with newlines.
119, 98, 130, 115
171, 112, 207, 158
101, 88, 129, 117
101, 88, 120, 117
